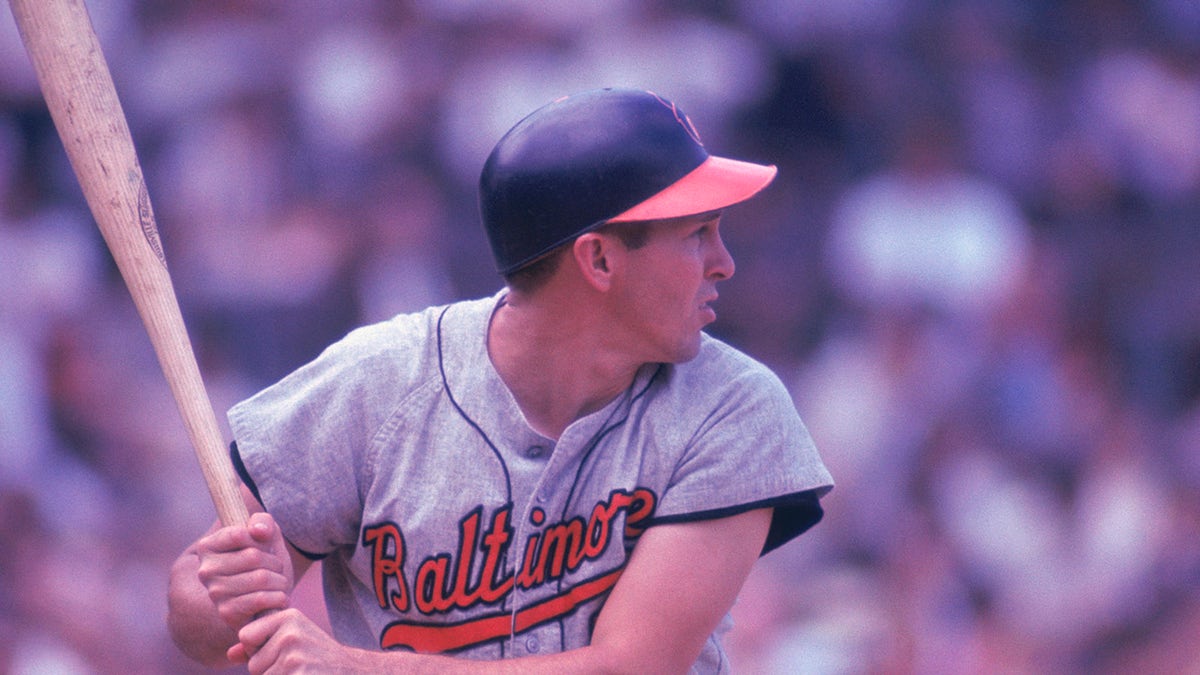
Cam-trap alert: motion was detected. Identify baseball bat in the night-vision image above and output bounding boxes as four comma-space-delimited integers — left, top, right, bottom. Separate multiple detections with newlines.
10, 0, 249, 526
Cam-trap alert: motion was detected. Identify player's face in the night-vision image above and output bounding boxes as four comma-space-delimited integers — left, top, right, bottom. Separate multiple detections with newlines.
611, 211, 735, 363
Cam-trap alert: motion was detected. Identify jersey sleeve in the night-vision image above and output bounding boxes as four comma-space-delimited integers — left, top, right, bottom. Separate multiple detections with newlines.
645, 345, 834, 554
226, 315, 435, 557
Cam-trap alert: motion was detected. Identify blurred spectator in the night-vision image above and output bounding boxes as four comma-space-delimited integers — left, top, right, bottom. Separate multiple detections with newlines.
825, 113, 1032, 323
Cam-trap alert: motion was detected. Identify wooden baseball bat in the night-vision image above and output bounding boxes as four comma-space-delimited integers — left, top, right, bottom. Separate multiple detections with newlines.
10, 0, 249, 526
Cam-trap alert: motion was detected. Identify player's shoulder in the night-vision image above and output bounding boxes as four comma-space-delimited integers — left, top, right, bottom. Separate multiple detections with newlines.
324, 306, 439, 374
338, 303, 444, 355
682, 333, 781, 382
310, 295, 492, 390
333, 295, 493, 361
657, 334, 793, 408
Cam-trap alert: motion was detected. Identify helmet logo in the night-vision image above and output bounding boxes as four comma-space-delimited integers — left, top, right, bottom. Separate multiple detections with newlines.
648, 91, 703, 147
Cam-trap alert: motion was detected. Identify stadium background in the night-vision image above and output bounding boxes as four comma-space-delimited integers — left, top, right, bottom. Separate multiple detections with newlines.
2, 1, 1199, 672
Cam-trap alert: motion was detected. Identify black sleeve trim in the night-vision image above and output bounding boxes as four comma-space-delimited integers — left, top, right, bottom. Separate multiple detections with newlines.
229, 441, 327, 562
642, 488, 825, 556
229, 441, 264, 507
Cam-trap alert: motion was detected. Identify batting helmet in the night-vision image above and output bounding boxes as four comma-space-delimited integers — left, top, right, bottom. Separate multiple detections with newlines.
479, 88, 778, 275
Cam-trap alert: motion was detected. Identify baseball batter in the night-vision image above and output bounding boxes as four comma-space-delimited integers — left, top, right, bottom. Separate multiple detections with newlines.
167, 88, 833, 673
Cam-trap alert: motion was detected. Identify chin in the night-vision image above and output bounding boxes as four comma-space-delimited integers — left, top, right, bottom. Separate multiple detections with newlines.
664, 336, 703, 364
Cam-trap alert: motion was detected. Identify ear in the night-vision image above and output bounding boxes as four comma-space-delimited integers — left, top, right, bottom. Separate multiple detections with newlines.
571, 232, 617, 292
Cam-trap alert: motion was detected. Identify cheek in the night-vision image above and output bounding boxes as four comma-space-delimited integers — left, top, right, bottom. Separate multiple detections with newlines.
658, 246, 705, 285
647, 268, 694, 306
622, 244, 704, 311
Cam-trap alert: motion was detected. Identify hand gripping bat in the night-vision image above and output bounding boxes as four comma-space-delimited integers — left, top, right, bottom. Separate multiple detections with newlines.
10, 0, 249, 526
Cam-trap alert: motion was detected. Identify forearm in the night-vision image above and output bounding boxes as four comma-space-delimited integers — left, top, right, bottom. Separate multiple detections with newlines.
166, 547, 238, 668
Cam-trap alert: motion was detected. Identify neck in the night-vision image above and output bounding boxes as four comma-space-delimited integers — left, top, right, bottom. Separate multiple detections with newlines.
488, 290, 639, 439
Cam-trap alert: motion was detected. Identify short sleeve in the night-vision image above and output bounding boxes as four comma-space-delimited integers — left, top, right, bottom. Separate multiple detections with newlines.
643, 347, 833, 554
226, 316, 437, 556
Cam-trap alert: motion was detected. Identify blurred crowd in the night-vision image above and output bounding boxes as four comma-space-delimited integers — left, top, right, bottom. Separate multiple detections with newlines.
2, 0, 1199, 673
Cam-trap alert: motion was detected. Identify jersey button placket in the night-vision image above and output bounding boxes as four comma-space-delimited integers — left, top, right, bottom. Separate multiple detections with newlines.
527, 443, 551, 502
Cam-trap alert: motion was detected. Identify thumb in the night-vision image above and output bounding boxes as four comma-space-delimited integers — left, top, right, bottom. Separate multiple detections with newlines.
227, 642, 249, 664
247, 512, 277, 544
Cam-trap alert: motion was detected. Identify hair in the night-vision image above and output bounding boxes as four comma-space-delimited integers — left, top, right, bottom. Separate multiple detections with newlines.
503, 246, 567, 295
596, 219, 652, 251
502, 220, 654, 295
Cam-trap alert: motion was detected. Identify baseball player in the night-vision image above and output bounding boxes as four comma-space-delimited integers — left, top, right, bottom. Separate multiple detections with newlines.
167, 88, 833, 673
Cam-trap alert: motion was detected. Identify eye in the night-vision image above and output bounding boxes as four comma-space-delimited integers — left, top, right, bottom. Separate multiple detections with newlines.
700, 221, 724, 241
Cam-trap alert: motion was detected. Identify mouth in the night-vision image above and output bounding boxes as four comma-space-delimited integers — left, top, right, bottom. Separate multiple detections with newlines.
700, 294, 718, 323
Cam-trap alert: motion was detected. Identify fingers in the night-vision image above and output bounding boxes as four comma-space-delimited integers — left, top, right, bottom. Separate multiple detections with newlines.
201, 513, 282, 558
234, 609, 368, 675
226, 641, 249, 665
200, 566, 289, 629
238, 608, 310, 675
214, 588, 289, 630
197, 540, 286, 583
195, 513, 292, 630
237, 607, 292, 655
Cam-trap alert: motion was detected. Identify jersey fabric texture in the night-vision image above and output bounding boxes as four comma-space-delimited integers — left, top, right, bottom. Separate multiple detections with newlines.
228, 291, 833, 672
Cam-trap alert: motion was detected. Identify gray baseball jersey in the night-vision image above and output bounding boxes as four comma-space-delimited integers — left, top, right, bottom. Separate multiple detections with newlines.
228, 291, 833, 672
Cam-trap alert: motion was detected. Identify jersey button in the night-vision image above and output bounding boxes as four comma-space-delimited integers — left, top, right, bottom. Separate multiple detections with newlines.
526, 635, 540, 653
527, 445, 546, 459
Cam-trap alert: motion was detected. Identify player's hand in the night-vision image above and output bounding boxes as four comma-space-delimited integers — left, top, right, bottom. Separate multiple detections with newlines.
195, 511, 293, 632
230, 607, 376, 674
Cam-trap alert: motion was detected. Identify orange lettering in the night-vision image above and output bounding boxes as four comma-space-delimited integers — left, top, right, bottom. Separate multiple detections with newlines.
366, 488, 659, 635
516, 530, 543, 589
583, 502, 611, 558
624, 488, 656, 536
448, 510, 483, 608
538, 518, 584, 580
479, 507, 514, 603
363, 523, 408, 611
415, 555, 452, 614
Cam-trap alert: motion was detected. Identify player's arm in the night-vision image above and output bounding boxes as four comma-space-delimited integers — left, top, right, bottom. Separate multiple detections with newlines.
166, 484, 314, 667
580, 505, 775, 673
236, 507, 773, 674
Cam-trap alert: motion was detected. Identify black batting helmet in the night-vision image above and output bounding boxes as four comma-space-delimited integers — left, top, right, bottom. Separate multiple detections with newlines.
479, 88, 777, 275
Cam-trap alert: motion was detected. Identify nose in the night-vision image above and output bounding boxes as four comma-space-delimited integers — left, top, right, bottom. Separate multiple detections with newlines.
706, 233, 735, 281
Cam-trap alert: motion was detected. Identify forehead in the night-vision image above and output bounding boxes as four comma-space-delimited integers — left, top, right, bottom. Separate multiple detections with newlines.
591, 208, 723, 250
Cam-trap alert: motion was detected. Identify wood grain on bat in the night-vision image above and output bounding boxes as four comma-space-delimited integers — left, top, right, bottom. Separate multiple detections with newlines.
9, 0, 248, 525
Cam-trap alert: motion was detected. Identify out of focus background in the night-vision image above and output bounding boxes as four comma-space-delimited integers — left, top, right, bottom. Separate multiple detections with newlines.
2, 1, 1199, 673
